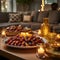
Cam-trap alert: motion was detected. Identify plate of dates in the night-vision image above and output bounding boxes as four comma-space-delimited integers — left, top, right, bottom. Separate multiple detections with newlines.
4, 35, 48, 48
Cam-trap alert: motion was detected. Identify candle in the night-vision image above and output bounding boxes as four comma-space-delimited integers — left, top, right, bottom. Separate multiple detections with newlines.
56, 34, 60, 39
36, 44, 48, 59
1, 29, 6, 37
38, 30, 41, 35
36, 46, 48, 59
38, 46, 45, 54
57, 43, 60, 46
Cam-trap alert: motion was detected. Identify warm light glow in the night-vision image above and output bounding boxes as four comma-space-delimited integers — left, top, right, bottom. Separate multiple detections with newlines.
41, 0, 45, 11
49, 32, 56, 39
57, 34, 60, 38
25, 32, 32, 37
20, 32, 32, 37
38, 46, 44, 54
57, 43, 60, 46
41, 18, 50, 37
53, 42, 60, 47
42, 0, 44, 6
43, 28, 48, 36
38, 10, 40, 12
20, 32, 26, 37
49, 33, 54, 38
38, 30, 41, 35
2, 30, 6, 36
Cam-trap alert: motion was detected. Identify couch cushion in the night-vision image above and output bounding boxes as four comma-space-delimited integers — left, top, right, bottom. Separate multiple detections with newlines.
31, 23, 41, 30
53, 24, 60, 33
31, 11, 39, 22
9, 13, 21, 22
23, 15, 31, 22
48, 10, 59, 24
20, 22, 31, 28
37, 11, 49, 23
0, 12, 9, 23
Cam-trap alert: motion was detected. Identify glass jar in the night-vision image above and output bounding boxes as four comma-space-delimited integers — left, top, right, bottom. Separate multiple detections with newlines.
41, 18, 50, 37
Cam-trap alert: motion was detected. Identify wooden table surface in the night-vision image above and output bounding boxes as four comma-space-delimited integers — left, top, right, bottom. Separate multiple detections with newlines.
0, 37, 60, 60
0, 37, 40, 60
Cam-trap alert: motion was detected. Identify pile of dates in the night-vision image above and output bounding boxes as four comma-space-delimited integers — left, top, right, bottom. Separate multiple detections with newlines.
5, 35, 44, 46
6, 25, 23, 32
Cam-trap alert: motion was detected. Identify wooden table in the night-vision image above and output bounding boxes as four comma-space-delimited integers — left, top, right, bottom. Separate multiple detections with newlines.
0, 37, 60, 60
0, 37, 40, 60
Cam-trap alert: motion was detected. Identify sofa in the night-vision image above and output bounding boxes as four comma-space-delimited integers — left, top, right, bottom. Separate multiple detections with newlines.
0, 10, 60, 33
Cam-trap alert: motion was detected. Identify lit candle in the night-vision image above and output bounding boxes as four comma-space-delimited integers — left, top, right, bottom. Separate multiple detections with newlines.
38, 30, 41, 35
36, 45, 48, 59
56, 34, 60, 39
57, 43, 60, 46
38, 46, 45, 54
1, 29, 6, 37
36, 46, 47, 59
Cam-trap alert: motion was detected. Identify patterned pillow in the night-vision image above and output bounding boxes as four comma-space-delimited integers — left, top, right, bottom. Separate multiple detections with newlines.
9, 13, 21, 22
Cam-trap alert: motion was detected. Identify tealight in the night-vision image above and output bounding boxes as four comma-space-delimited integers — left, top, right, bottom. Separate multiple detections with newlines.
56, 34, 60, 39
38, 30, 41, 35
38, 46, 45, 54
36, 45, 48, 59
1, 29, 6, 37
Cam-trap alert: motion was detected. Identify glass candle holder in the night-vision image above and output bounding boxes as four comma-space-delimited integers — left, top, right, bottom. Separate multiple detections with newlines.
36, 44, 48, 59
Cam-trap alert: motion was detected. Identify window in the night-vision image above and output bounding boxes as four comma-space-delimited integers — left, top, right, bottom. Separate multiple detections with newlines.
1, 0, 16, 12
45, 0, 57, 4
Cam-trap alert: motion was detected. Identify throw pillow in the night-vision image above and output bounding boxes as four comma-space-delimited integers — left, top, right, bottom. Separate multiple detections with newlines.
9, 13, 21, 22
23, 15, 31, 22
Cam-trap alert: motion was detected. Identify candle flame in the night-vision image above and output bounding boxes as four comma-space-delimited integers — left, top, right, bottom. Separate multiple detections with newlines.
57, 34, 60, 38
38, 30, 41, 35
2, 30, 6, 36
38, 46, 44, 54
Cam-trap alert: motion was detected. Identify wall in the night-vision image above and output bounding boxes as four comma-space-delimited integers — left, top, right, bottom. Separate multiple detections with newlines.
30, 0, 41, 11
44, 0, 60, 11
16, 0, 60, 11
58, 0, 60, 7
0, 0, 60, 12
16, 0, 42, 11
